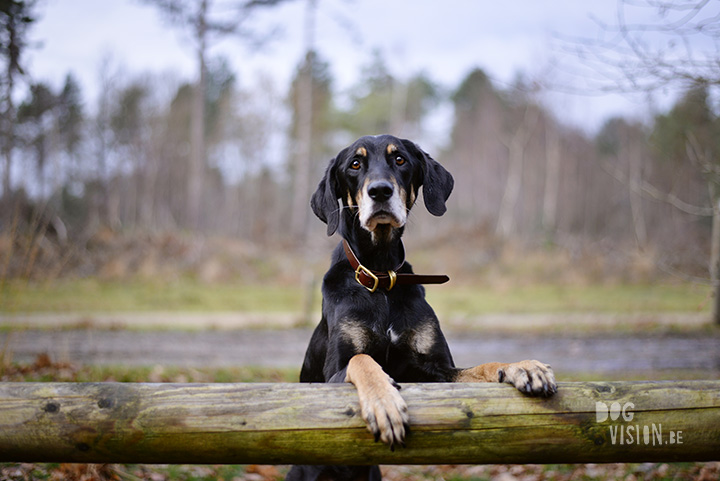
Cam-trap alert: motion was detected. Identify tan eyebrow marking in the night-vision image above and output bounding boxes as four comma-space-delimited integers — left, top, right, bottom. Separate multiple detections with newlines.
355, 147, 367, 157
386, 143, 398, 155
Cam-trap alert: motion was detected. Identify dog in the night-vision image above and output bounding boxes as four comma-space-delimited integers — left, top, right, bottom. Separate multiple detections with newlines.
285, 135, 556, 481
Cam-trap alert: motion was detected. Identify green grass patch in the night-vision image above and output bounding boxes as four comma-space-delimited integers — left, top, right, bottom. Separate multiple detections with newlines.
1, 278, 710, 315
1, 278, 316, 314
426, 283, 710, 316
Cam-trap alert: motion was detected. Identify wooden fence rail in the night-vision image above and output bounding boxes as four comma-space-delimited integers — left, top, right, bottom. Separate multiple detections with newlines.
0, 381, 718, 465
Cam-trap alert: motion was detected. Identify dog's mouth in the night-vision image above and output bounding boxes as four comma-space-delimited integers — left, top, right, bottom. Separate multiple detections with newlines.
364, 210, 404, 231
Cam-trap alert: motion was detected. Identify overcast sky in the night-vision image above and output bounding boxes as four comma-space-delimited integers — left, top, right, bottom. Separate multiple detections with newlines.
24, 0, 714, 134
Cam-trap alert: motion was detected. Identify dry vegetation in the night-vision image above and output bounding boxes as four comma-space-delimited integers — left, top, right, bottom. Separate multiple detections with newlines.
1, 226, 696, 287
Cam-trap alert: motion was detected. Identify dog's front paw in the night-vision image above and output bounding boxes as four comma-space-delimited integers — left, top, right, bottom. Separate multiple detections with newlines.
357, 375, 409, 449
346, 354, 409, 449
498, 360, 557, 397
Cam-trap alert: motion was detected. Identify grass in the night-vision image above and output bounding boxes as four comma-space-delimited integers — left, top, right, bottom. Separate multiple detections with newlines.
1, 277, 710, 315
0, 278, 313, 314
425, 282, 711, 316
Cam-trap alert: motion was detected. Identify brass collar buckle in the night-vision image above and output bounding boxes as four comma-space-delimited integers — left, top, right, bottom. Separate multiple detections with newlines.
354, 264, 398, 293
387, 269, 397, 290
355, 264, 380, 293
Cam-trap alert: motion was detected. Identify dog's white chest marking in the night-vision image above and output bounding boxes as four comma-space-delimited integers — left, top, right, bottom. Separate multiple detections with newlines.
387, 327, 400, 344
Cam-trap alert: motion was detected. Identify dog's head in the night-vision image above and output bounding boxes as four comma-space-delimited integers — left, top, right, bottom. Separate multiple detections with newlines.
311, 135, 454, 241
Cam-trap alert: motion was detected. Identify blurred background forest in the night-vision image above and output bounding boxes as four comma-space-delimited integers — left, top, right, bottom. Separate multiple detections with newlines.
1, 3, 719, 478
0, 0, 718, 309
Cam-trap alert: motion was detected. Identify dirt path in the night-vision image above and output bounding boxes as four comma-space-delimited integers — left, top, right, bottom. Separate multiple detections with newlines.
2, 326, 719, 375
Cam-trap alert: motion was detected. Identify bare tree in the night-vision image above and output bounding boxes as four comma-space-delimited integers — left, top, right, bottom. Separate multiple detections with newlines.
542, 119, 561, 234
495, 103, 541, 238
16, 82, 57, 199
446, 69, 506, 228
142, 0, 288, 230
0, 0, 37, 205
560, 0, 719, 94
560, 0, 720, 323
289, 0, 317, 240
91, 55, 122, 231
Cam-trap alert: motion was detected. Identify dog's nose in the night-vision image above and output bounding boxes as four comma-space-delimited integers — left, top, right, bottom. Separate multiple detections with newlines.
367, 180, 394, 202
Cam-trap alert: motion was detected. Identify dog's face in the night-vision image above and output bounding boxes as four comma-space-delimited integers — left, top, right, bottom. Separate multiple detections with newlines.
348, 140, 415, 235
311, 135, 454, 240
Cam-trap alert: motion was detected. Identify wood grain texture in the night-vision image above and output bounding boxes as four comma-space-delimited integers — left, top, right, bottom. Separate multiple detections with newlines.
0, 381, 718, 464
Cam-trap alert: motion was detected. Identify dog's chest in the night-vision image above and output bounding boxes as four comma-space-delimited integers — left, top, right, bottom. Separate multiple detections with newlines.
339, 317, 437, 359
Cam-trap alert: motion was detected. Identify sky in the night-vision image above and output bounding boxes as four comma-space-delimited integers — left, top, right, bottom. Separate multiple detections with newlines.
24, 0, 716, 136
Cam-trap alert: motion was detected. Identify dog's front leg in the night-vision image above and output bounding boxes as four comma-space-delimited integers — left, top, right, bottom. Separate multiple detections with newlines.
456, 360, 557, 397
345, 354, 409, 449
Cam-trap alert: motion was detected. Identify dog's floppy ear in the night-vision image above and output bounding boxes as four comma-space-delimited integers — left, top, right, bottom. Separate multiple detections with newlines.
402, 140, 454, 216
310, 153, 343, 236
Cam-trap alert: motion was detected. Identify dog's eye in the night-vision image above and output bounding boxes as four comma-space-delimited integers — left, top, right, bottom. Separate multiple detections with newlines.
350, 159, 362, 170
395, 155, 406, 166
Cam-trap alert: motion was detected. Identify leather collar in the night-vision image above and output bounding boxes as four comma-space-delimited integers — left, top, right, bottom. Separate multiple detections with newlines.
342, 239, 449, 292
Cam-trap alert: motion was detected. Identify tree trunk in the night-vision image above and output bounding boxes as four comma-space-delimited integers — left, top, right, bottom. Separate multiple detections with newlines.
289, 0, 317, 240
1, 63, 15, 204
187, 0, 208, 231
628, 138, 647, 248
1, 134, 12, 204
542, 123, 560, 235
496, 107, 540, 238
710, 184, 720, 325
1, 381, 719, 464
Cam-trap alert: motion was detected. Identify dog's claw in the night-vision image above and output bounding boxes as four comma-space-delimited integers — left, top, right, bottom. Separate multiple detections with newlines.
542, 381, 557, 397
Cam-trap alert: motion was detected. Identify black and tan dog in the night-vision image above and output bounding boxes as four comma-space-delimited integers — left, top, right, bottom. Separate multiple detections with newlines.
286, 135, 556, 481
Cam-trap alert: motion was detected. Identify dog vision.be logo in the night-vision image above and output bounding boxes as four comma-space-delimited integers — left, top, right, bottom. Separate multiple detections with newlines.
595, 401, 683, 446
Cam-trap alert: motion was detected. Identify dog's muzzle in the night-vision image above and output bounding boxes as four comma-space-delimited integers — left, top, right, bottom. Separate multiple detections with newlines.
360, 180, 406, 232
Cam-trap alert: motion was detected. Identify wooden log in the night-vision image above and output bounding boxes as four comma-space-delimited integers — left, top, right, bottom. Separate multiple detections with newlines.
0, 381, 718, 465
